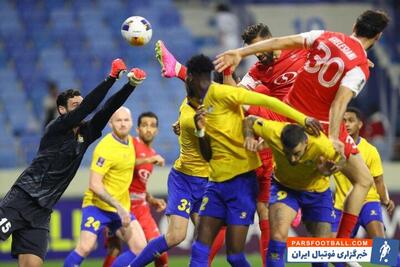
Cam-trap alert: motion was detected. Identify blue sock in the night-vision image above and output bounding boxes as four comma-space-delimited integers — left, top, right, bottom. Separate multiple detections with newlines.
129, 235, 169, 266
64, 250, 84, 267
111, 250, 136, 267
334, 263, 346, 267
266, 240, 286, 267
227, 253, 250, 267
189, 241, 210, 267
397, 254, 400, 267
312, 263, 328, 267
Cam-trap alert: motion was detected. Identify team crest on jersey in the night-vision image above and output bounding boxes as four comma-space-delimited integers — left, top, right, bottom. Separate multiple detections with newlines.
77, 134, 84, 143
96, 157, 105, 167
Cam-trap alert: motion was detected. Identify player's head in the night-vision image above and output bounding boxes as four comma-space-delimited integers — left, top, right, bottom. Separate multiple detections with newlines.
353, 10, 389, 49
109, 106, 132, 139
185, 54, 214, 107
344, 107, 363, 138
137, 111, 159, 145
242, 23, 274, 65
281, 124, 308, 165
56, 89, 82, 115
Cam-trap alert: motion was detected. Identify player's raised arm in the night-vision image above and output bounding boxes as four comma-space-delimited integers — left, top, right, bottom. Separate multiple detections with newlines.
51, 59, 127, 132
88, 68, 146, 136
214, 34, 304, 72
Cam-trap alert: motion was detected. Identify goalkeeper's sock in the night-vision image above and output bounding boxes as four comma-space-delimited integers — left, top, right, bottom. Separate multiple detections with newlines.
64, 250, 84, 267
259, 219, 270, 267
177, 64, 187, 81
103, 254, 117, 267
208, 227, 226, 266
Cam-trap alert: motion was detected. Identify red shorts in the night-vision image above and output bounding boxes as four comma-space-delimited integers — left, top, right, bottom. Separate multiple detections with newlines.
322, 123, 359, 159
130, 201, 161, 241
256, 148, 274, 203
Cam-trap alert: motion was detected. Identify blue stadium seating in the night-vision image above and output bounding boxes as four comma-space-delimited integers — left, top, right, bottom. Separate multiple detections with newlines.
0, 0, 199, 167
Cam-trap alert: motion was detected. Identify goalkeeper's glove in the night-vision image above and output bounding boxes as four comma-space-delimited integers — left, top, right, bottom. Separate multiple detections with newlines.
127, 68, 146, 86
109, 58, 127, 79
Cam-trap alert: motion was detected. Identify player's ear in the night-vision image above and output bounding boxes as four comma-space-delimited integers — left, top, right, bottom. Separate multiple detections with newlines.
359, 120, 363, 130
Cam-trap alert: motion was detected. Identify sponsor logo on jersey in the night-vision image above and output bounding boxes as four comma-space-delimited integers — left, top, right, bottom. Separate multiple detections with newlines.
274, 72, 297, 85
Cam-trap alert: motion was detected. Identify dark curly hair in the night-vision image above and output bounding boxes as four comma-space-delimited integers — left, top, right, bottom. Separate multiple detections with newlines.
56, 89, 81, 113
354, 10, 390, 38
186, 54, 214, 75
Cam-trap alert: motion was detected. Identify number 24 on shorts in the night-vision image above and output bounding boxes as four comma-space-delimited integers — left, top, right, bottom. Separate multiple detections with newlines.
85, 216, 100, 231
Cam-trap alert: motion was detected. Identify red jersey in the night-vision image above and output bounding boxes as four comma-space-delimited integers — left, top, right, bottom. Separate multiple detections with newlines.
129, 137, 157, 200
240, 49, 308, 100
287, 30, 370, 121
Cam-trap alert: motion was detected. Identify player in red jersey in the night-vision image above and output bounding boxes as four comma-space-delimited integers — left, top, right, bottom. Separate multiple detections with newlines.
215, 9, 389, 248
103, 112, 167, 267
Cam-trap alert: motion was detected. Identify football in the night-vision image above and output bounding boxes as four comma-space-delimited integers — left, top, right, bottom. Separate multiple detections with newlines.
121, 16, 152, 46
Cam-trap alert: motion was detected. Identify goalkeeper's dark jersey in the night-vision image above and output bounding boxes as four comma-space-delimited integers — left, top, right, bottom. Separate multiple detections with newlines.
14, 77, 136, 209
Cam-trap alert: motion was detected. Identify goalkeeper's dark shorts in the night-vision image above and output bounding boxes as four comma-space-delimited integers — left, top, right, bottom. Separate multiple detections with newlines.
0, 186, 51, 260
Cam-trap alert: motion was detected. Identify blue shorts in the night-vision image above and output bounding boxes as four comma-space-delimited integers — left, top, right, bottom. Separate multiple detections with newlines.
165, 168, 208, 219
270, 179, 334, 223
199, 171, 258, 225
81, 205, 135, 235
332, 202, 383, 236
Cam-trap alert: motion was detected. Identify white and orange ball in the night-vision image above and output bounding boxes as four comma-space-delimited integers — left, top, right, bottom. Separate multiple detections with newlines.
121, 16, 152, 46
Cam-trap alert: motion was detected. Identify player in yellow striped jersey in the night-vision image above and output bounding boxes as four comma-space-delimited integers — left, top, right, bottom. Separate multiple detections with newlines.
243, 116, 342, 266
184, 54, 321, 267
332, 107, 394, 240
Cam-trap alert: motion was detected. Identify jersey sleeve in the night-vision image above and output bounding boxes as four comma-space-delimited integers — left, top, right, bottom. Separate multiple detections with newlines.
252, 118, 283, 144
369, 147, 384, 177
340, 66, 367, 97
239, 69, 260, 90
90, 144, 113, 175
300, 30, 324, 49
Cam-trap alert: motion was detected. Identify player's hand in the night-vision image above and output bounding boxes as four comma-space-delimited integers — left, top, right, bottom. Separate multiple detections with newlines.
117, 207, 131, 228
127, 68, 147, 86
172, 121, 181, 135
148, 197, 167, 212
109, 58, 127, 79
383, 199, 395, 215
194, 105, 207, 130
304, 117, 322, 136
151, 154, 165, 167
244, 136, 259, 152
317, 156, 341, 176
214, 49, 242, 73
330, 138, 345, 158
